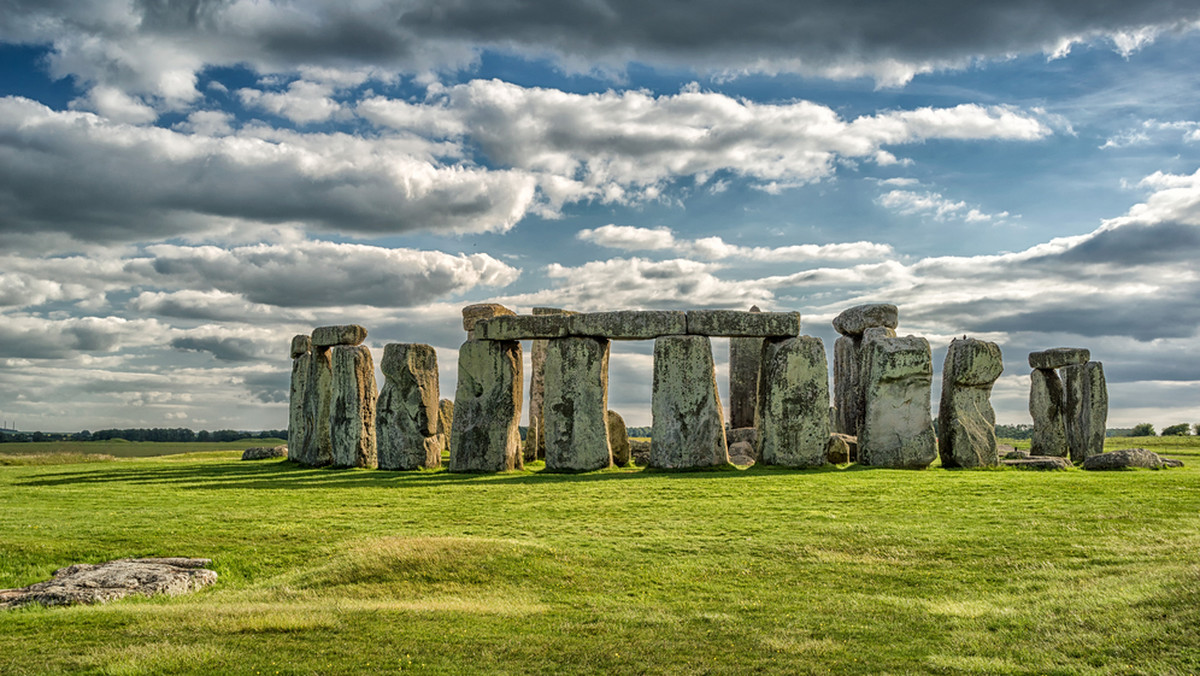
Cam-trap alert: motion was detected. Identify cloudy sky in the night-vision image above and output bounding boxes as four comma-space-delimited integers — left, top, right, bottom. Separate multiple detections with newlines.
2, 1, 1199, 432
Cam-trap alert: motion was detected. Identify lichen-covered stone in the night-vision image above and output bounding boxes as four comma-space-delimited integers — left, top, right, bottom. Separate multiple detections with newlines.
571, 311, 687, 340
685, 310, 801, 337
290, 334, 312, 359
832, 303, 898, 337
461, 303, 515, 339
859, 335, 936, 469
0, 558, 217, 609
650, 335, 728, 468
330, 344, 377, 468
607, 410, 631, 466
937, 337, 1003, 468
1082, 448, 1182, 470
300, 346, 334, 467
1029, 369, 1068, 457
438, 399, 454, 436
475, 314, 572, 340
1003, 456, 1072, 470
311, 324, 367, 348
1063, 361, 1108, 464
757, 336, 830, 468
377, 343, 442, 471
526, 307, 576, 461
833, 336, 862, 436
1028, 347, 1090, 370
242, 445, 287, 460
543, 337, 612, 472
728, 306, 764, 428
288, 348, 311, 461
449, 339, 523, 472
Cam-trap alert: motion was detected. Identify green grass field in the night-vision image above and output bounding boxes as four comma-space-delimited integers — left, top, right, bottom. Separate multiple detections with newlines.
1, 437, 1198, 674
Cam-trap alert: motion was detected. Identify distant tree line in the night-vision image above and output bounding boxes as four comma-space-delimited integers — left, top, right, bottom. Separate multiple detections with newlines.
1113, 422, 1198, 437
0, 428, 287, 443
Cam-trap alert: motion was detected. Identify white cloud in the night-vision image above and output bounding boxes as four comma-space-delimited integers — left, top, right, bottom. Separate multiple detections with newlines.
577, 225, 893, 262
238, 80, 346, 124
877, 189, 1010, 223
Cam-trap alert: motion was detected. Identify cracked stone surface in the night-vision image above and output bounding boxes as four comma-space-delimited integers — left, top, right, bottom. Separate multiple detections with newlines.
0, 558, 217, 609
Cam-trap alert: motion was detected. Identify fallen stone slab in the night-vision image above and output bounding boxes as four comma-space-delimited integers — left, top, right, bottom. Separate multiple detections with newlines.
1082, 448, 1184, 470
311, 324, 367, 348
1002, 456, 1072, 471
242, 445, 287, 460
0, 558, 217, 609
685, 310, 801, 337
832, 303, 898, 338
1028, 347, 1090, 370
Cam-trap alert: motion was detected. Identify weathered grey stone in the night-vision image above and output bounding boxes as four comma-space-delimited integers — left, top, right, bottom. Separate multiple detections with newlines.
650, 335, 729, 468
859, 335, 937, 469
757, 336, 830, 468
630, 439, 651, 466
833, 336, 862, 436
1063, 361, 1107, 464
685, 310, 801, 337
300, 346, 334, 467
937, 337, 1004, 468
729, 306, 764, 429
377, 343, 442, 471
438, 398, 454, 436
242, 445, 287, 460
312, 324, 367, 348
726, 427, 759, 458
1028, 347, 1090, 370
832, 303, 898, 337
1003, 456, 1072, 470
1082, 448, 1182, 470
330, 344, 377, 468
826, 433, 858, 464
476, 314, 572, 341
729, 441, 756, 466
544, 336, 612, 472
288, 344, 311, 461
0, 558, 217, 609
526, 307, 576, 461
462, 303, 515, 339
449, 339, 523, 472
290, 334, 312, 359
1000, 445, 1028, 459
571, 311, 687, 340
607, 410, 631, 466
1029, 369, 1068, 457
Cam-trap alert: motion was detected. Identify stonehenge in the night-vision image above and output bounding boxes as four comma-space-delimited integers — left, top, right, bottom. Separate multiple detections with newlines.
282, 302, 1106, 475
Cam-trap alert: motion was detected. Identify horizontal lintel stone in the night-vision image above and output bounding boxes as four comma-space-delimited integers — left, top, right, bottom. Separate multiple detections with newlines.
1028, 347, 1090, 370
311, 324, 367, 347
685, 310, 801, 337
475, 310, 688, 340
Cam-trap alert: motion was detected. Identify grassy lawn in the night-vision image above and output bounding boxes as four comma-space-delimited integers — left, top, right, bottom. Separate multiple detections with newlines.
0, 439, 287, 464
0, 439, 1198, 674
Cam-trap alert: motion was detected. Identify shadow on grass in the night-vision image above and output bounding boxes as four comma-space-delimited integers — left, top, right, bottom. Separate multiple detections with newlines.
14, 457, 871, 491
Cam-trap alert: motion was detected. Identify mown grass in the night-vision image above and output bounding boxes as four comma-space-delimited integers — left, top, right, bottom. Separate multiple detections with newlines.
0, 438, 287, 460
0, 439, 1198, 674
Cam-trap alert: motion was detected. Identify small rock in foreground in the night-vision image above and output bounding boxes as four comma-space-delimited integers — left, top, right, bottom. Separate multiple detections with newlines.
242, 445, 287, 460
0, 558, 217, 609
1082, 448, 1183, 470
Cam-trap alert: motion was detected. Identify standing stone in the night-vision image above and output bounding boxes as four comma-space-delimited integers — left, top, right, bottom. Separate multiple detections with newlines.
301, 345, 334, 466
1063, 361, 1108, 463
833, 327, 896, 436
330, 345, 377, 468
859, 335, 937, 469
377, 344, 442, 471
543, 337, 612, 471
832, 303, 898, 338
607, 410, 631, 466
449, 339, 523, 472
729, 305, 764, 429
462, 303, 516, 340
526, 307, 575, 461
288, 335, 312, 463
937, 337, 1004, 468
756, 336, 831, 468
1029, 369, 1068, 457
650, 335, 729, 469
438, 398, 454, 451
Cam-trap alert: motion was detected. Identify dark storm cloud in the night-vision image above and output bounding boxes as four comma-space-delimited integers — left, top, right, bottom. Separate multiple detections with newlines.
1049, 221, 1200, 266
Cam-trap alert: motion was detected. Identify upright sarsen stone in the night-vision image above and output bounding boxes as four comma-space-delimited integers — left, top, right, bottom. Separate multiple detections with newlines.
301, 345, 334, 466
526, 307, 575, 461
650, 335, 728, 469
937, 337, 1004, 468
756, 336, 830, 468
607, 410, 631, 467
833, 336, 862, 435
1029, 368, 1068, 457
449, 339, 523, 472
859, 335, 936, 469
1063, 361, 1108, 463
728, 306, 764, 429
543, 336, 612, 471
376, 343, 442, 471
288, 335, 312, 462
330, 344, 377, 468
